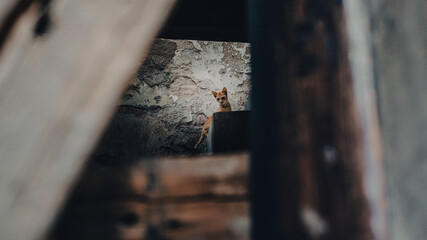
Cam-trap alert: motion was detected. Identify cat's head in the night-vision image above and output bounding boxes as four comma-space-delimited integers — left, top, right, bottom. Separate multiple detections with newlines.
212, 87, 230, 107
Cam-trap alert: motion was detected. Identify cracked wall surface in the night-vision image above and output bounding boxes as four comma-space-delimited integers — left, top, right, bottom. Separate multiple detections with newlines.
92, 39, 250, 162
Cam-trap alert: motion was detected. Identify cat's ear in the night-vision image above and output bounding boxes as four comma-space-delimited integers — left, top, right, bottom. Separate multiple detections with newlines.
222, 87, 227, 94
212, 91, 217, 97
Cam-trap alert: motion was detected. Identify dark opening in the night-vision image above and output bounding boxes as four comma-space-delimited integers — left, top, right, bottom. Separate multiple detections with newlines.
158, 0, 248, 42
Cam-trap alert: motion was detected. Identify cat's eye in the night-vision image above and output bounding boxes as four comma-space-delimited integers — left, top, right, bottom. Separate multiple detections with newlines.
221, 97, 225, 100
217, 98, 219, 101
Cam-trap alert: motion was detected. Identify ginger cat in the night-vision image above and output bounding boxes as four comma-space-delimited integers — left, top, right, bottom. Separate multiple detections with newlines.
194, 87, 232, 149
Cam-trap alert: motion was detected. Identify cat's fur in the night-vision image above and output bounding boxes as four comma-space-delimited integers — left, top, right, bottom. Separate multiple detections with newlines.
194, 87, 232, 149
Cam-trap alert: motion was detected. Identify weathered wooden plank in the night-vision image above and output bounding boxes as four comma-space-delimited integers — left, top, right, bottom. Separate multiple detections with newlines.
48, 154, 249, 240
0, 0, 176, 239
48, 201, 149, 240
49, 201, 248, 240
150, 202, 248, 240
249, 0, 385, 239
68, 153, 249, 200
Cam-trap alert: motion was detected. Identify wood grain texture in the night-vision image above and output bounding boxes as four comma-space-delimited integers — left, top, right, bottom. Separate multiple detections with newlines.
68, 153, 248, 200
50, 201, 248, 240
48, 154, 249, 240
249, 0, 385, 239
0, 0, 175, 239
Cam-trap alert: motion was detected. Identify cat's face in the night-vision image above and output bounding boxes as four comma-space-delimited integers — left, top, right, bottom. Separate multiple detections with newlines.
212, 87, 229, 107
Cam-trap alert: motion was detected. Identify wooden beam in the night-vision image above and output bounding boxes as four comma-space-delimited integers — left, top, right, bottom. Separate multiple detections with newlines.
68, 153, 248, 200
248, 0, 386, 239
48, 154, 249, 240
50, 201, 249, 240
0, 0, 175, 239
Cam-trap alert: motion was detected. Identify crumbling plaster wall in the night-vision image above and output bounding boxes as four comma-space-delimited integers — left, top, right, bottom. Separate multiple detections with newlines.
92, 39, 250, 162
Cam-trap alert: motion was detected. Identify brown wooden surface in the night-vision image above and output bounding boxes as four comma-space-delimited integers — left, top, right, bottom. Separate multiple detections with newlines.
0, 0, 175, 239
249, 0, 386, 239
70, 153, 248, 200
50, 201, 248, 240
48, 153, 249, 240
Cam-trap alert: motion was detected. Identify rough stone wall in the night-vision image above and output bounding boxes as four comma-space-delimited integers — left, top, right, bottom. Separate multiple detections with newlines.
92, 39, 250, 162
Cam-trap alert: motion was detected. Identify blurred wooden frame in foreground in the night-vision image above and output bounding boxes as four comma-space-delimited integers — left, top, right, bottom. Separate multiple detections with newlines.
48, 153, 249, 240
0, 0, 396, 239
0, 0, 175, 239
249, 0, 388, 239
